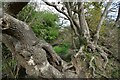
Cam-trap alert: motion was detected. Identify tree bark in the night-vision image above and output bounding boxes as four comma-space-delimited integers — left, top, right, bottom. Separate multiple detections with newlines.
3, 2, 29, 17
1, 2, 78, 78
1, 13, 79, 78
1, 1, 115, 78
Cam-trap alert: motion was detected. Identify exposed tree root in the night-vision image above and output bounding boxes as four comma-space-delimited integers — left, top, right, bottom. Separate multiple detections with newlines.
40, 43, 62, 65
102, 46, 112, 55
74, 45, 85, 58
95, 71, 108, 78
87, 42, 109, 69
14, 64, 20, 78
72, 42, 109, 77
89, 56, 96, 77
96, 46, 108, 69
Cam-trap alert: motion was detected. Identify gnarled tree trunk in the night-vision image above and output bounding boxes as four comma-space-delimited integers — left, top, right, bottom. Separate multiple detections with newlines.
1, 1, 117, 79
1, 2, 78, 78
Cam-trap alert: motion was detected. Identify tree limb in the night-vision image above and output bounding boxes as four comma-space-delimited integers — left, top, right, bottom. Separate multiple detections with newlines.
113, 3, 120, 27
94, 2, 112, 45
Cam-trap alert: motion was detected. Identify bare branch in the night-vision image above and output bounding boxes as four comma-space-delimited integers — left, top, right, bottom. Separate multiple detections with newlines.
42, 0, 68, 18
65, 2, 80, 31
42, 0, 79, 36
94, 2, 112, 45
113, 3, 120, 27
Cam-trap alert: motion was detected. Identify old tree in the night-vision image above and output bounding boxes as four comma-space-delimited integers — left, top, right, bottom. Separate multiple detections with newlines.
1, 0, 120, 79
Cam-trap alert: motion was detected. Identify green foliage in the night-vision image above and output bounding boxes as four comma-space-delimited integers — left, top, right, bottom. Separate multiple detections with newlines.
17, 4, 59, 42
111, 69, 120, 78
39, 11, 58, 27
85, 52, 92, 60
2, 58, 17, 73
53, 42, 70, 55
2, 44, 17, 77
32, 23, 59, 42
17, 5, 36, 23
